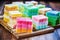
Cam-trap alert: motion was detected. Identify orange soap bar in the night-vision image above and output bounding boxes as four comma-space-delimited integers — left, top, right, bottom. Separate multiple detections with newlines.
16, 28, 22, 33
22, 29, 27, 33
27, 29, 32, 33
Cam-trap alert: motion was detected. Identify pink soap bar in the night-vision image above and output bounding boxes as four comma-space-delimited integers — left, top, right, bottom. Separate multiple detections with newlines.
16, 24, 22, 33
27, 21, 32, 33
32, 15, 48, 23
16, 17, 33, 33
16, 18, 24, 23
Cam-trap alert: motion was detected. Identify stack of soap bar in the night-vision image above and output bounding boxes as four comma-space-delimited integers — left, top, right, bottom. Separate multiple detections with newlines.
3, 9, 10, 23
32, 15, 48, 30
5, 4, 19, 11
8, 11, 23, 28
46, 11, 60, 26
12, 2, 24, 13
24, 6, 38, 18
38, 8, 52, 15
16, 18, 33, 33
3, 11, 23, 28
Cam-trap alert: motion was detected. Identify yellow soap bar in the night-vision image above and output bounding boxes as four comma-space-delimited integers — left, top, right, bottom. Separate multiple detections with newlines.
4, 9, 9, 16
5, 4, 19, 11
7, 19, 16, 28
11, 14, 22, 17
9, 11, 22, 17
3, 16, 10, 23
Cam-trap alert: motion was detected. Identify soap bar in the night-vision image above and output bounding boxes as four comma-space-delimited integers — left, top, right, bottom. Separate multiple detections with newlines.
38, 8, 52, 15
3, 16, 10, 23
5, 4, 19, 11
59, 13, 60, 24
37, 4, 45, 9
16, 18, 33, 33
4, 11, 23, 28
32, 15, 48, 30
3, 10, 9, 23
4, 9, 9, 16
9, 11, 22, 18
31, 1, 38, 5
7, 11, 23, 28
7, 18, 17, 28
12, 2, 24, 13
24, 6, 38, 18
46, 11, 60, 26
16, 24, 22, 33
46, 11, 59, 16
25, 1, 31, 4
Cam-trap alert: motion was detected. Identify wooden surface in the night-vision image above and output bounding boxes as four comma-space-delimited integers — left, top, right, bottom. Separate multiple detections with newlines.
0, 24, 17, 40
0, 20, 54, 40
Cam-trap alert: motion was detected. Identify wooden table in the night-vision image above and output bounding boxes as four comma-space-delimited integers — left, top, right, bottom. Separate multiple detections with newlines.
0, 19, 55, 40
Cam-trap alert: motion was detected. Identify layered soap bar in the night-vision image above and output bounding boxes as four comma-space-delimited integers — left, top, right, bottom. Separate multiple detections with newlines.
24, 6, 38, 18
7, 11, 23, 28
32, 15, 48, 30
3, 9, 10, 23
25, 1, 38, 6
31, 1, 38, 5
38, 8, 52, 15
46, 11, 60, 26
12, 2, 24, 13
59, 13, 60, 24
3, 15, 10, 23
16, 18, 33, 33
5, 4, 19, 11
9, 11, 22, 18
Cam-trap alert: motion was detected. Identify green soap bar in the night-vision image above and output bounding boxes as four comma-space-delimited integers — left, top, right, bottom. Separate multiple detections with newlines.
48, 16, 59, 26
13, 3, 25, 13
59, 13, 60, 24
24, 6, 38, 17
46, 11, 60, 26
24, 4, 33, 8
48, 18, 57, 26
19, 6, 25, 13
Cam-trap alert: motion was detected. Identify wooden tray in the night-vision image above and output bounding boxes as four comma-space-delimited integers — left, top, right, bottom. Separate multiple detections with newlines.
0, 20, 54, 39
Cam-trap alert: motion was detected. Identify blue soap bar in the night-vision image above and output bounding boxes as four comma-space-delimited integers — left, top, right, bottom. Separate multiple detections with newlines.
35, 25, 40, 30
46, 11, 59, 16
